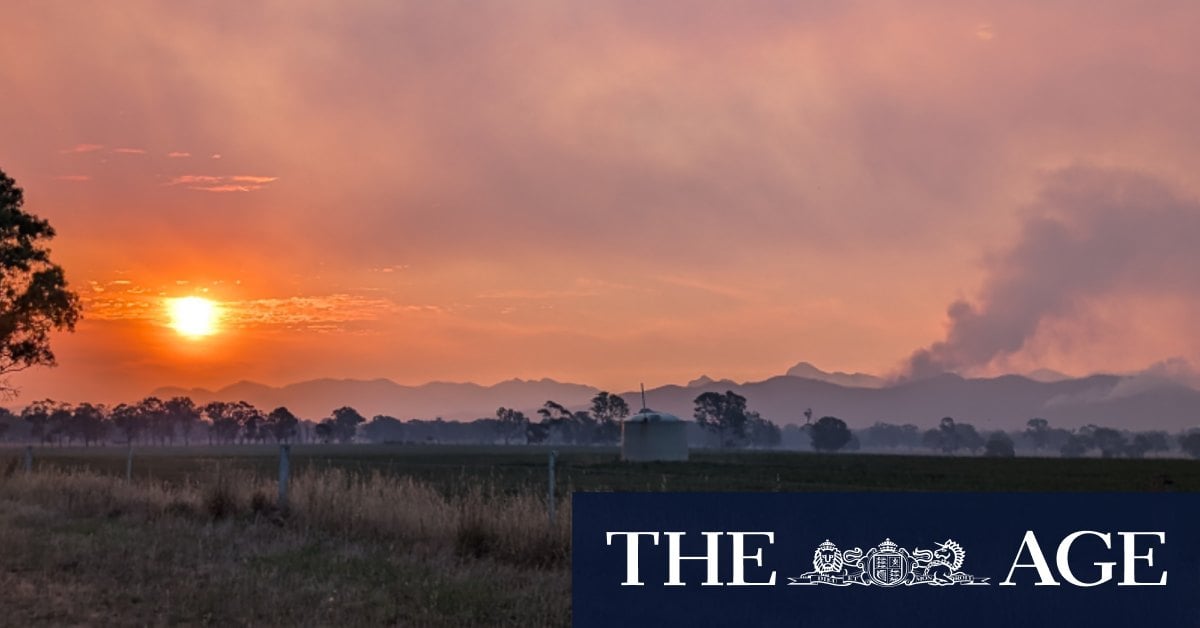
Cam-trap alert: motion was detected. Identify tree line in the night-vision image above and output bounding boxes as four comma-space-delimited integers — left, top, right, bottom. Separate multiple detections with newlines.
0, 397, 362, 446
4, 390, 1199, 459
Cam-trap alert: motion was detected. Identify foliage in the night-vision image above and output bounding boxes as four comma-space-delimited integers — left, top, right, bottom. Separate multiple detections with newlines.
1180, 433, 1200, 459
984, 432, 1016, 457
495, 407, 528, 444
810, 416, 852, 452
746, 414, 782, 448
265, 406, 300, 442
0, 169, 82, 393
693, 390, 753, 448
329, 406, 366, 443
589, 391, 629, 443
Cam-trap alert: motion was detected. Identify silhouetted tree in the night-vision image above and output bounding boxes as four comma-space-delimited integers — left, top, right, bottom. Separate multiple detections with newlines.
859, 422, 922, 450
954, 422, 985, 454
136, 397, 170, 445
1090, 426, 1127, 458
1125, 431, 1169, 458
526, 421, 550, 444
590, 392, 630, 444
810, 416, 852, 452
21, 399, 55, 443
495, 407, 528, 444
71, 402, 108, 446
111, 403, 146, 444
923, 417, 962, 453
328, 406, 365, 443
746, 414, 782, 448
0, 169, 82, 394
1060, 434, 1089, 458
46, 401, 73, 445
362, 415, 405, 442
265, 407, 299, 443
203, 401, 248, 444
1180, 433, 1200, 459
538, 400, 575, 442
1025, 418, 1050, 451
984, 432, 1015, 457
164, 397, 201, 445
693, 391, 752, 448
314, 421, 334, 444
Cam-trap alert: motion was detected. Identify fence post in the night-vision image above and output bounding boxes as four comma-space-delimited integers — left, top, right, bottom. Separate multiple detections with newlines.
125, 441, 133, 481
548, 450, 557, 526
22, 445, 32, 473
278, 443, 291, 511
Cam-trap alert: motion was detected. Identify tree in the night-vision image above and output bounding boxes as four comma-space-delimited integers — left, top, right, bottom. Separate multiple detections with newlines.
362, 415, 405, 442
984, 432, 1016, 457
329, 406, 366, 443
590, 392, 630, 444
111, 403, 146, 444
924, 417, 974, 454
136, 397, 169, 445
693, 391, 751, 448
314, 421, 334, 444
0, 169, 82, 394
746, 414, 782, 448
265, 407, 299, 443
164, 397, 201, 445
537, 400, 575, 442
954, 422, 985, 454
1025, 418, 1050, 451
495, 407, 528, 444
203, 401, 245, 444
1090, 426, 1127, 458
1180, 433, 1200, 459
1060, 434, 1089, 458
21, 399, 56, 443
810, 416, 852, 452
70, 402, 108, 446
46, 401, 73, 446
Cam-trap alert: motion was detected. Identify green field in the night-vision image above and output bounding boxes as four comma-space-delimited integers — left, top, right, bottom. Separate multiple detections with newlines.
2, 445, 1195, 625
13, 443, 1200, 492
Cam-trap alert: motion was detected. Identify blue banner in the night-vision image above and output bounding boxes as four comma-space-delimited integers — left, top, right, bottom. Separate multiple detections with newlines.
572, 493, 1200, 627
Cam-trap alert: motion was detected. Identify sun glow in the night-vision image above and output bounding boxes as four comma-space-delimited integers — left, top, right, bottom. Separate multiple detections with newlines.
167, 296, 220, 338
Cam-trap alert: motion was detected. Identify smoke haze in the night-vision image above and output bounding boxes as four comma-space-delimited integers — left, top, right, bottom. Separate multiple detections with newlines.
906, 166, 1200, 379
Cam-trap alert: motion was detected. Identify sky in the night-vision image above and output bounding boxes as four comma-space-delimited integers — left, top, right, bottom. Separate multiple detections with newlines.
2, 1, 1199, 403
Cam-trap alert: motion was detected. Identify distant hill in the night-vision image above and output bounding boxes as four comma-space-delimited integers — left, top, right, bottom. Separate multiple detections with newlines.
632, 372, 1200, 431
152, 364, 1200, 431
784, 361, 884, 388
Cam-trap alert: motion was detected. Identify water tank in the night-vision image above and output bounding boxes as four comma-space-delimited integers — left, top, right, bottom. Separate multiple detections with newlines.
621, 408, 688, 461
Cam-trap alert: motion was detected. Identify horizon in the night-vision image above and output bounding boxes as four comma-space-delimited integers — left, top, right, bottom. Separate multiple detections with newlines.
3, 2, 1200, 406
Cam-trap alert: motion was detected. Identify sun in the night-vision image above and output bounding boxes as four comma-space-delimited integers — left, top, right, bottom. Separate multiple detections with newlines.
167, 296, 220, 338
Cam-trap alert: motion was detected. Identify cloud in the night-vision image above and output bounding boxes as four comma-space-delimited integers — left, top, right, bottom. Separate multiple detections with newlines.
53, 174, 91, 182
164, 174, 278, 192
167, 151, 191, 158
82, 287, 423, 333
59, 143, 103, 154
111, 147, 147, 154
904, 166, 1200, 379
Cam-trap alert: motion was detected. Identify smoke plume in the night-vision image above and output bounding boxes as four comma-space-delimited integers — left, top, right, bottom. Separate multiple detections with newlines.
904, 165, 1200, 379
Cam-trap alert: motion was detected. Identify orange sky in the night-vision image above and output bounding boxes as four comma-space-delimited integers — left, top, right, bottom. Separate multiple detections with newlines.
2, 1, 1200, 403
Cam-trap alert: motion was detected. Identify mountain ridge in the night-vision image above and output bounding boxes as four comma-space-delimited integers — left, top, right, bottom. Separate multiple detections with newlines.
150, 363, 1200, 431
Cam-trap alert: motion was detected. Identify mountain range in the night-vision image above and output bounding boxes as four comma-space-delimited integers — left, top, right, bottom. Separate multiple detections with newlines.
152, 362, 1200, 431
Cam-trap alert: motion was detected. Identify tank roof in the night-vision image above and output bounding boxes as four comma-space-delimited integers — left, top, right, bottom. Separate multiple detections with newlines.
625, 408, 681, 422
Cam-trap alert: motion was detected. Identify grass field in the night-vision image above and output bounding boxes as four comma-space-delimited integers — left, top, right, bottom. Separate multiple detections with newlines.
11, 443, 1200, 492
1, 445, 1196, 626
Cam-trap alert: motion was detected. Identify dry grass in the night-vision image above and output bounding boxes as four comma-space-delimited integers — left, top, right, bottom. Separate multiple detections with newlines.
0, 463, 571, 626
